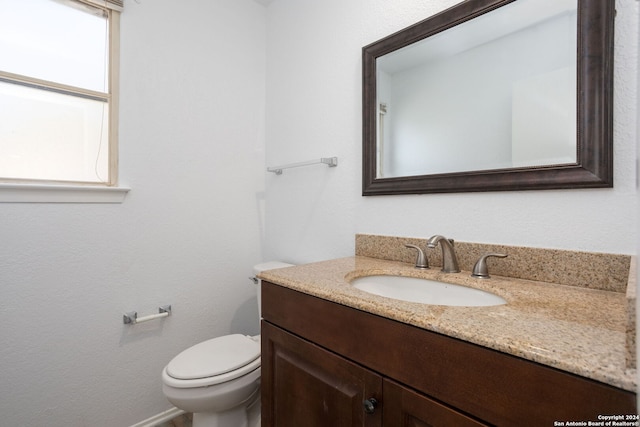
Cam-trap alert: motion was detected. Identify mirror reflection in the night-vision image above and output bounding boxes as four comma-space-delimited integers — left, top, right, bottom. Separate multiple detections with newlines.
376, 0, 578, 178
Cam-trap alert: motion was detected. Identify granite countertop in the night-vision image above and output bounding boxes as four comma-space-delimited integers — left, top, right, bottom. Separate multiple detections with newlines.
259, 256, 637, 392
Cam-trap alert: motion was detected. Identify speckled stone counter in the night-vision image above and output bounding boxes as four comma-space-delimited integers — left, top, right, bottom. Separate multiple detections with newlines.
259, 255, 637, 392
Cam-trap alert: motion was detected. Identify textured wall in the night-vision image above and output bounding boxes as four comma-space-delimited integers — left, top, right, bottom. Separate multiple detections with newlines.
0, 1, 637, 425
0, 1, 267, 425
264, 0, 639, 265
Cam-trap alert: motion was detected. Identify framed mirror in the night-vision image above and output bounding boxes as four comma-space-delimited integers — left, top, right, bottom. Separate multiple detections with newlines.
362, 0, 614, 195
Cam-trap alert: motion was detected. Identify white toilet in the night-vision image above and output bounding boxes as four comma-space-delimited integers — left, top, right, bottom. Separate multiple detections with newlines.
161, 262, 293, 427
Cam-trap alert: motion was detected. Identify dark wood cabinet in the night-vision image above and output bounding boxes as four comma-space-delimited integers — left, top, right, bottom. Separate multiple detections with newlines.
262, 322, 483, 427
383, 380, 486, 427
261, 322, 382, 427
261, 281, 636, 427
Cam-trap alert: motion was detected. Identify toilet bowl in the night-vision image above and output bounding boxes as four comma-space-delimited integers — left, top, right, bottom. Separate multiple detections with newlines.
161, 262, 293, 427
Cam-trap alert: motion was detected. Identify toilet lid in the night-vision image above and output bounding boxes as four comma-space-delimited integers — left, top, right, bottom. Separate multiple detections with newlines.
166, 334, 260, 380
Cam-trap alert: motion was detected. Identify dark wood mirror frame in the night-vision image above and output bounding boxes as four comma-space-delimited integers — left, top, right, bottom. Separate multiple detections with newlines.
362, 0, 614, 195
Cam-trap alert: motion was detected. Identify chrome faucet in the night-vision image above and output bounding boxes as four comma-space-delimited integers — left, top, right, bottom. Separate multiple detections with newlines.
471, 253, 508, 279
427, 235, 460, 273
404, 244, 429, 269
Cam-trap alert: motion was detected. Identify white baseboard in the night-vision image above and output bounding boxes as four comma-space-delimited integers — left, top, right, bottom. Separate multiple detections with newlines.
129, 407, 186, 427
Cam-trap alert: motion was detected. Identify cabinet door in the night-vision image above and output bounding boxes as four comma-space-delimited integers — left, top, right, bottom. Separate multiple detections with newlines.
383, 380, 488, 427
262, 321, 383, 427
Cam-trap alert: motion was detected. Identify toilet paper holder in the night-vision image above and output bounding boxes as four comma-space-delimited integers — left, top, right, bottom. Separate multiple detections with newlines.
123, 305, 172, 325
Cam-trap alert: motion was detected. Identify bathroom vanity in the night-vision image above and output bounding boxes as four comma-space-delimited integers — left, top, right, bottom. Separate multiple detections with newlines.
262, 282, 633, 426
259, 237, 636, 426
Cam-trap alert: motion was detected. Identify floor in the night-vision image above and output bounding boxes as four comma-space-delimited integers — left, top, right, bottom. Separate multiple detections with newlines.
157, 412, 193, 427
159, 408, 261, 426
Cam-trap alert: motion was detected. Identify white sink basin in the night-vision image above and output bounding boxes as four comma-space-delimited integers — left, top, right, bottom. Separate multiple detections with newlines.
351, 275, 506, 307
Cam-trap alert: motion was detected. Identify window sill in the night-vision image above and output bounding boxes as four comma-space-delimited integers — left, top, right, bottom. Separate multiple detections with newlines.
0, 183, 130, 203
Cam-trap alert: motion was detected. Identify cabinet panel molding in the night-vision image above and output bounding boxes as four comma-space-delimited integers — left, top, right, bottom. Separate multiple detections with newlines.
383, 380, 487, 427
261, 321, 383, 427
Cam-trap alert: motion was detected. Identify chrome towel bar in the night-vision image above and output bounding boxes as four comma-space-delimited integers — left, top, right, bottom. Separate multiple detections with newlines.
267, 157, 338, 175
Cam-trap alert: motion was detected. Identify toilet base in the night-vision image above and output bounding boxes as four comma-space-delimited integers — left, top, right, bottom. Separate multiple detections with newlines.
190, 388, 260, 427
193, 407, 244, 427
247, 396, 261, 427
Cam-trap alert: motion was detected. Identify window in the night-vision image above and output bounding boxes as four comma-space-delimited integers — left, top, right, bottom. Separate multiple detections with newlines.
0, 0, 122, 187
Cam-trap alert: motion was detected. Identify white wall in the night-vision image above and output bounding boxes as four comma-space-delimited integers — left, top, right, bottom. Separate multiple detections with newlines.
0, 1, 637, 425
0, 0, 267, 425
264, 0, 639, 265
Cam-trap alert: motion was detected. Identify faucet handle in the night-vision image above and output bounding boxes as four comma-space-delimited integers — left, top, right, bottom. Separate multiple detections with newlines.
471, 253, 507, 278
405, 244, 429, 269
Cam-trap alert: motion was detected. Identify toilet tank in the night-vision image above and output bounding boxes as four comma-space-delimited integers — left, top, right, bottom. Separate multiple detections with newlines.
253, 262, 294, 318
